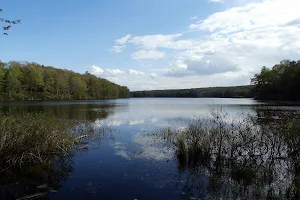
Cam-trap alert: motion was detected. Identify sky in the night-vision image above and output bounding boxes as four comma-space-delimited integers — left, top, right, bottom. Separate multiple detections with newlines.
1, 0, 300, 91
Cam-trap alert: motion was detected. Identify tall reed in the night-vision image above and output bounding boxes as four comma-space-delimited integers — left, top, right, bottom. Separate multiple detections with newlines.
0, 112, 79, 171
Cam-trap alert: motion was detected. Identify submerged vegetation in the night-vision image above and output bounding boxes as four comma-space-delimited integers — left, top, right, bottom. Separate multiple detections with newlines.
153, 108, 300, 199
0, 61, 130, 100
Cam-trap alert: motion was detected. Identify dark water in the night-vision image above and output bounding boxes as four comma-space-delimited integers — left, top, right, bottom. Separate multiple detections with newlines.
1, 98, 299, 199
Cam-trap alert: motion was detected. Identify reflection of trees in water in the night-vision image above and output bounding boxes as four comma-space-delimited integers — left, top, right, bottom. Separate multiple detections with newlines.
0, 121, 114, 200
1, 155, 73, 199
0, 102, 120, 121
171, 107, 300, 199
0, 102, 120, 199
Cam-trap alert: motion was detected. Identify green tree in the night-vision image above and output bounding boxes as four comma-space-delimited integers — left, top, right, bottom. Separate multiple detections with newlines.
251, 60, 300, 101
0, 61, 130, 100
0, 61, 5, 93
70, 76, 87, 99
84, 73, 104, 99
24, 66, 45, 96
5, 62, 24, 99
43, 67, 56, 99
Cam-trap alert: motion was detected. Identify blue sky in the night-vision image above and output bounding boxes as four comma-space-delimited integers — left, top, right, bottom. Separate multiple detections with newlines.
1, 0, 300, 91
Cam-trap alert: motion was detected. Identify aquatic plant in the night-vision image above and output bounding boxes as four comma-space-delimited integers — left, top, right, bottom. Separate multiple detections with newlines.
166, 107, 300, 199
0, 112, 87, 171
0, 111, 110, 199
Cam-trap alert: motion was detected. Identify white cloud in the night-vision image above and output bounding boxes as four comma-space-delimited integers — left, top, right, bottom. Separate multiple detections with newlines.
88, 65, 104, 76
127, 69, 145, 75
105, 69, 125, 76
110, 45, 126, 53
190, 0, 299, 33
130, 33, 183, 50
182, 0, 300, 75
187, 56, 238, 74
111, 33, 185, 56
165, 55, 238, 77
149, 73, 158, 79
110, 34, 132, 53
132, 50, 165, 60
106, 0, 300, 90
165, 68, 191, 77
87, 65, 145, 77
115, 34, 132, 45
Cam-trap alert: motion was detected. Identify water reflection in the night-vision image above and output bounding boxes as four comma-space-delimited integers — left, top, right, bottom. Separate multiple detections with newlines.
2, 99, 300, 199
0, 101, 120, 200
133, 134, 173, 161
168, 108, 300, 199
0, 101, 122, 121
0, 155, 74, 200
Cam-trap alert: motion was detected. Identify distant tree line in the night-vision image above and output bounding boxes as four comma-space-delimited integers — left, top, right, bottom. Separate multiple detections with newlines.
251, 60, 300, 101
132, 59, 300, 101
0, 61, 130, 100
131, 85, 255, 98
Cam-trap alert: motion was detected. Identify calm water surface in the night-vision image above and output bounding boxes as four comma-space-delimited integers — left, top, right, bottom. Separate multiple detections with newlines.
1, 98, 295, 199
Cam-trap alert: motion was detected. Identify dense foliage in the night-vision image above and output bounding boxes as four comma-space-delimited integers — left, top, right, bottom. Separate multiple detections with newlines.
0, 61, 130, 100
252, 60, 300, 101
131, 85, 255, 98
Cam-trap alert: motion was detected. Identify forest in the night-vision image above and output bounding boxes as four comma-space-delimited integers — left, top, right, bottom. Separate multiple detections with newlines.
251, 59, 300, 101
0, 61, 130, 100
131, 85, 255, 98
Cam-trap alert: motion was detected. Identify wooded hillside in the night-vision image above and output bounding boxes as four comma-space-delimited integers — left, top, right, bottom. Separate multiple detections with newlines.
0, 61, 130, 100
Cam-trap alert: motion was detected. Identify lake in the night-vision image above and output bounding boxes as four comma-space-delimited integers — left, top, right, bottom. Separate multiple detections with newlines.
1, 98, 299, 199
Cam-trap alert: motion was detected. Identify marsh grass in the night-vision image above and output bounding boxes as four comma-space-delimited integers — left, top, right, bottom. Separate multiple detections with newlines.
0, 111, 109, 199
0, 111, 89, 171
158, 107, 300, 199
